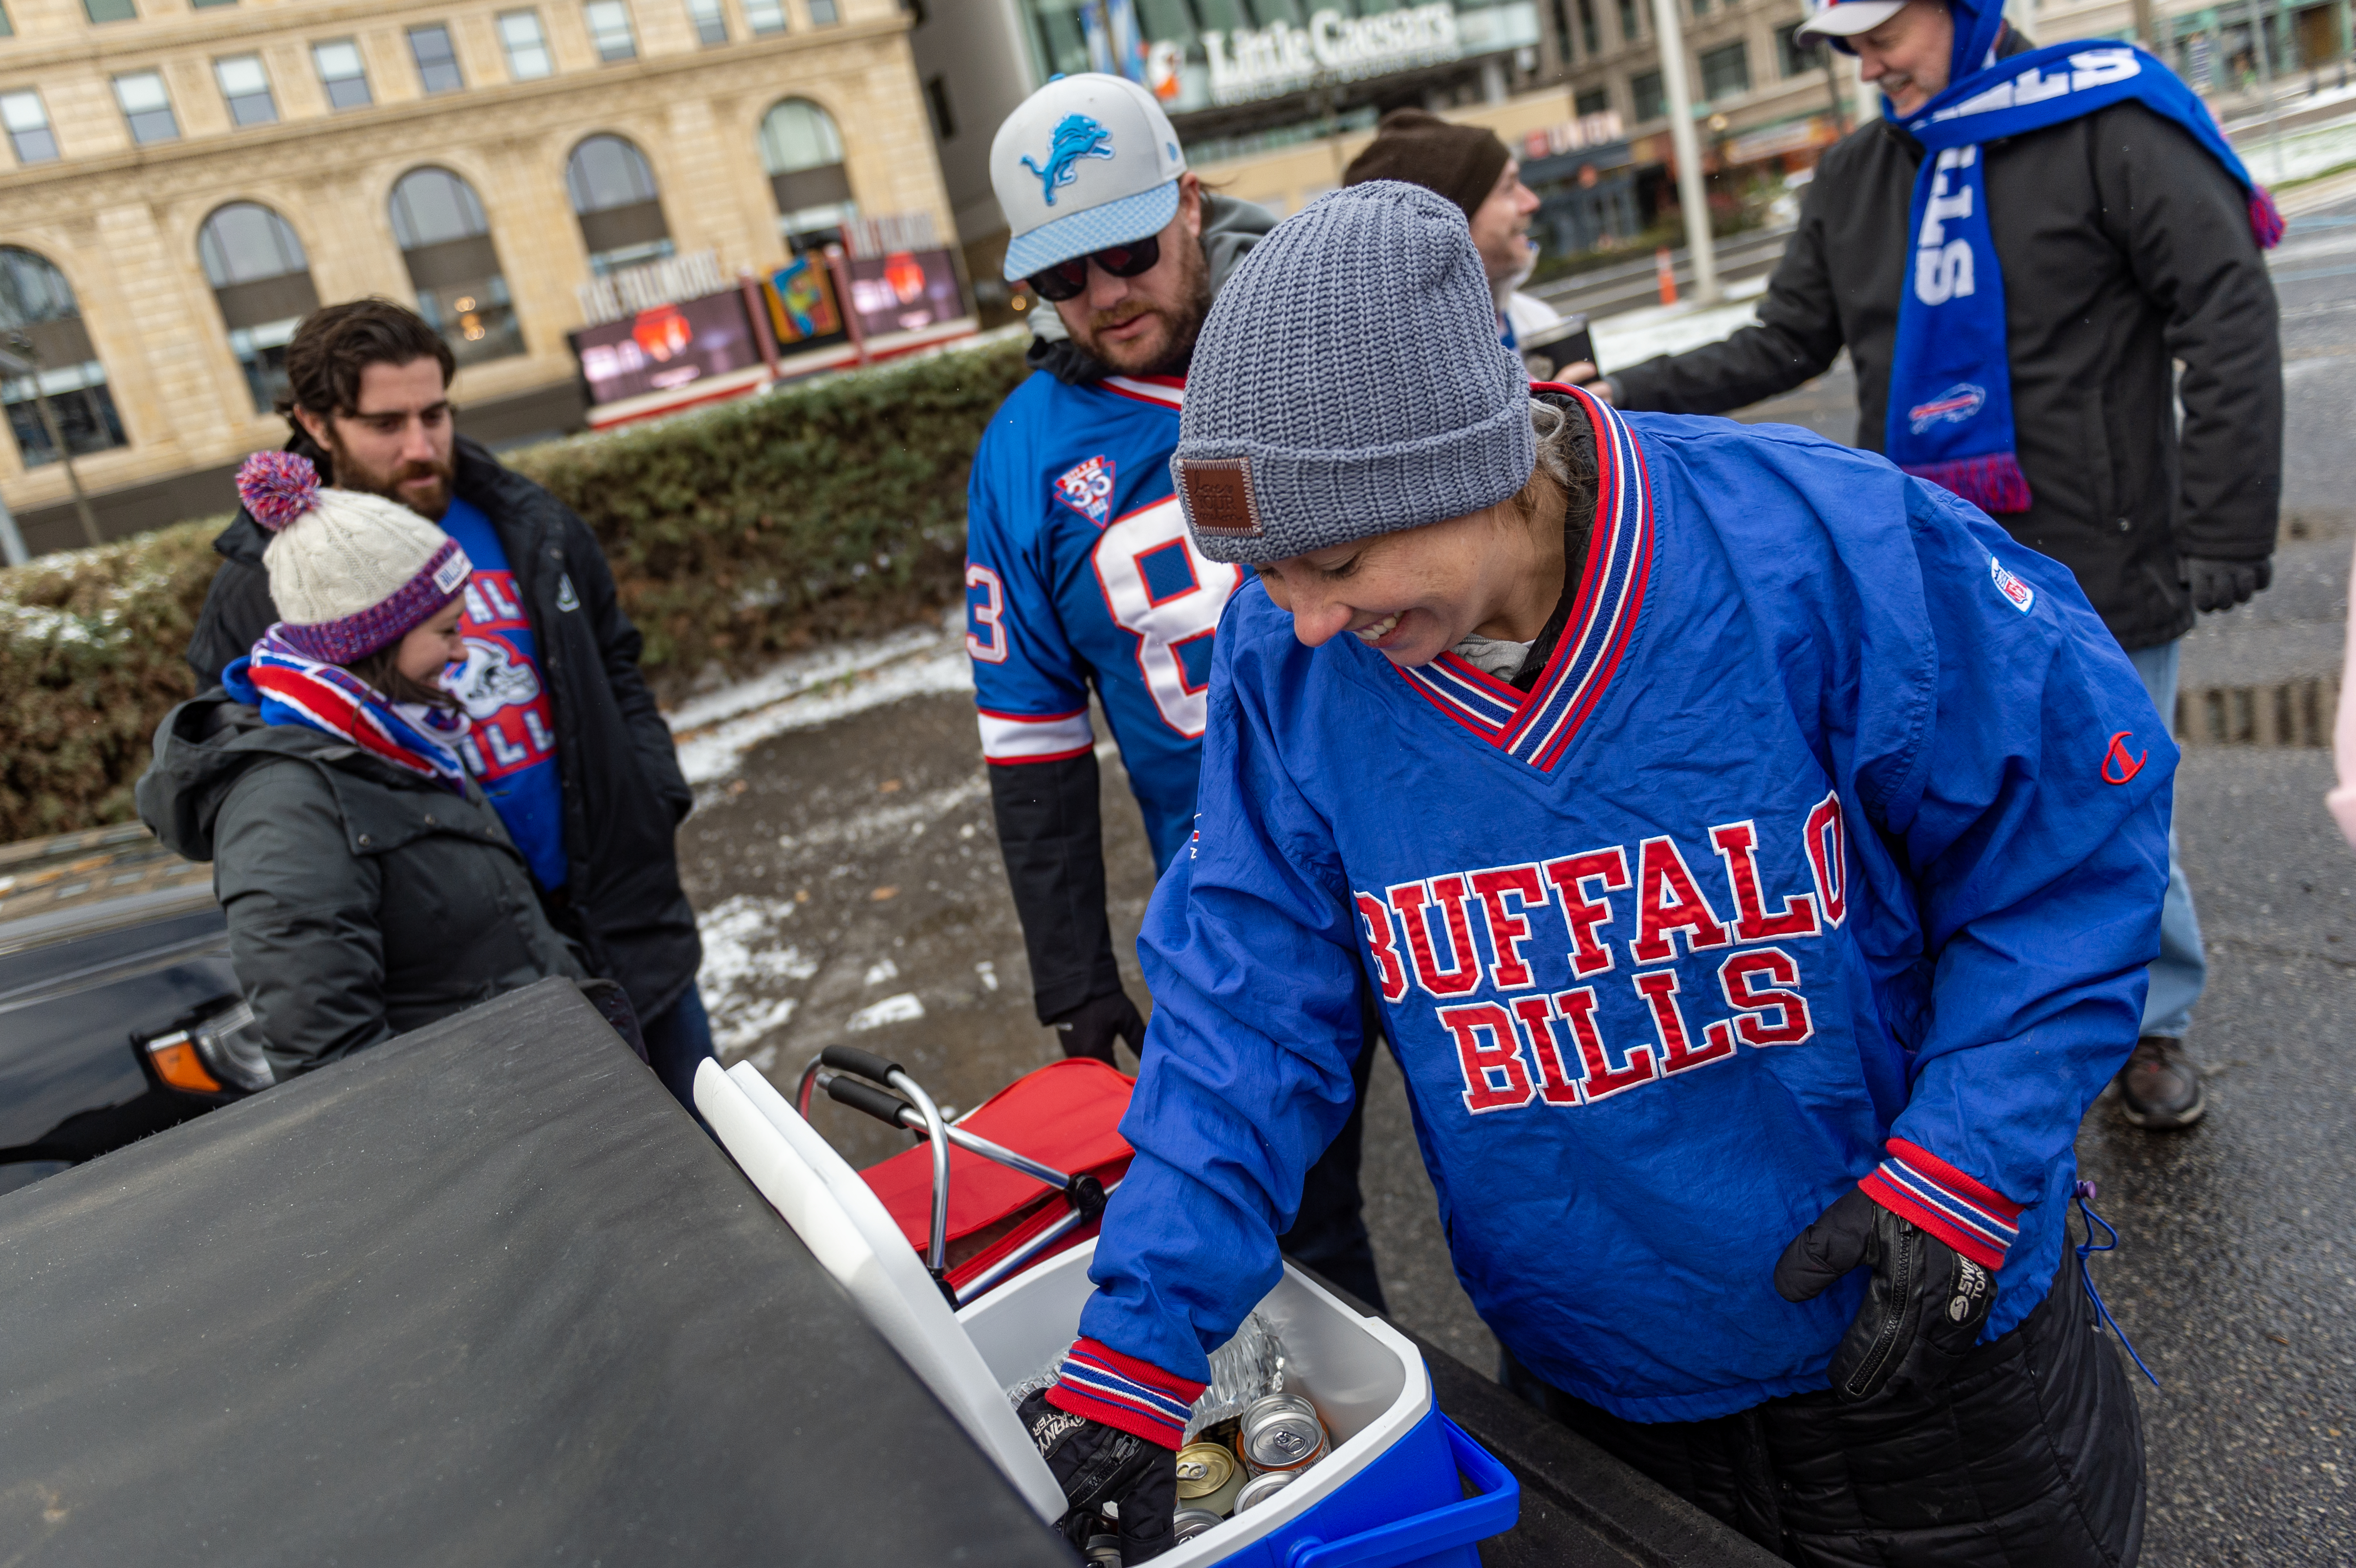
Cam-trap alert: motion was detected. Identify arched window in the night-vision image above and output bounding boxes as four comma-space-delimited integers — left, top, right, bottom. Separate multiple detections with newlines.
564, 134, 672, 275
757, 99, 854, 251
389, 167, 523, 366
197, 202, 320, 413
0, 246, 128, 468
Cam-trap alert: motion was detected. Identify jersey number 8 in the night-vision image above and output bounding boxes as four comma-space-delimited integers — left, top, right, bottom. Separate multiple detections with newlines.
1092, 496, 1243, 738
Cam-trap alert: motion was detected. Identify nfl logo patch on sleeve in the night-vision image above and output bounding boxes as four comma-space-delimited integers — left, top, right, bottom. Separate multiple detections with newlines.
1174, 456, 1262, 538
1988, 556, 2035, 614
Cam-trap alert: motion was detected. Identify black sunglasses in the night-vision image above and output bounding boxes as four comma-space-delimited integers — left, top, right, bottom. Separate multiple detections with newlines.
1023, 235, 1162, 301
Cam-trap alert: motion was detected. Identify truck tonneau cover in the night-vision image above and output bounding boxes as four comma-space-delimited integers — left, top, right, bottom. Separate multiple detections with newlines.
0, 978, 1065, 1566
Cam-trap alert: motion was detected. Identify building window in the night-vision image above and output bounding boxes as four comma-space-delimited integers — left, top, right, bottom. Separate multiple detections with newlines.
84, 0, 137, 21
410, 25, 465, 93
1630, 68, 1664, 123
924, 75, 955, 140
390, 167, 525, 366
1575, 0, 1600, 55
1614, 0, 1640, 45
191, 0, 237, 7
809, 0, 838, 23
197, 204, 321, 414
2, 90, 58, 164
314, 40, 373, 111
498, 10, 554, 78
1, 248, 128, 468
0, 4, 12, 37
1690, 0, 1708, 14
1575, 84, 1611, 118
1699, 39, 1750, 100
758, 98, 854, 251
584, 0, 637, 61
744, 0, 786, 31
686, 0, 727, 45
113, 72, 179, 145
1776, 23, 1813, 77
566, 134, 672, 273
215, 55, 277, 126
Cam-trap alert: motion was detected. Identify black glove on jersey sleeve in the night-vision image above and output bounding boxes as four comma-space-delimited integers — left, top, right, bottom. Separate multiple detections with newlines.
2180, 555, 2272, 613
1018, 1390, 1177, 1560
1774, 1186, 1995, 1403
1052, 988, 1147, 1066
988, 751, 1126, 1024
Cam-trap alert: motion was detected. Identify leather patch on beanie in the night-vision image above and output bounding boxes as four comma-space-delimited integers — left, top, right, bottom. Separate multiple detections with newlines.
1175, 456, 1262, 538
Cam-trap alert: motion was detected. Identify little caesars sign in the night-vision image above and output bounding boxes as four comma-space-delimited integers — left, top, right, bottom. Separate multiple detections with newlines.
1203, 3, 1461, 104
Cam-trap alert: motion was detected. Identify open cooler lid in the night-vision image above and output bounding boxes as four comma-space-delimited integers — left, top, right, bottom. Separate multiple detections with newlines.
0, 979, 1068, 1565
696, 1059, 1067, 1523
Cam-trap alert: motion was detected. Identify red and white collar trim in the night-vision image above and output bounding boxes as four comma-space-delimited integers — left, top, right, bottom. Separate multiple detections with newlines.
1397, 384, 1654, 773
1098, 373, 1185, 409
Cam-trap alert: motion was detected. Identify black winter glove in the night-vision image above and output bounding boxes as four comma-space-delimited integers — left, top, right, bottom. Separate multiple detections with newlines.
1018, 1390, 1177, 1560
1051, 989, 1147, 1066
2182, 555, 2272, 612
1773, 1187, 1994, 1403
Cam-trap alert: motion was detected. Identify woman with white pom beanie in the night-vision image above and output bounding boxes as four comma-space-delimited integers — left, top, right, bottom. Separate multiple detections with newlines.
138, 452, 591, 1081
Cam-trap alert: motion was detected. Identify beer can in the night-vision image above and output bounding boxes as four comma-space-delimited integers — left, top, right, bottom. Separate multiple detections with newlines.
1174, 1442, 1236, 1499
1234, 1467, 1301, 1513
1238, 1392, 1327, 1474
1171, 1507, 1224, 1542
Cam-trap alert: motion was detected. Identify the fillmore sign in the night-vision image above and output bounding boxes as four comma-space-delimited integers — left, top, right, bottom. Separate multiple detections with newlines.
1203, 3, 1462, 104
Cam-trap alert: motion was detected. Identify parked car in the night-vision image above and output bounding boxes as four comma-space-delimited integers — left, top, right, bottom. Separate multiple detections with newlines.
0, 823, 268, 1196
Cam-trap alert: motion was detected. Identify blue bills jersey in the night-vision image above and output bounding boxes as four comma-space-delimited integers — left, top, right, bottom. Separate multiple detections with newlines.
965, 369, 1244, 872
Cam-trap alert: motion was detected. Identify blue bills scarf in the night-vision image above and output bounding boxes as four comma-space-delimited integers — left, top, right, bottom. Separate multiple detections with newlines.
1886, 8, 2282, 513
224, 626, 472, 794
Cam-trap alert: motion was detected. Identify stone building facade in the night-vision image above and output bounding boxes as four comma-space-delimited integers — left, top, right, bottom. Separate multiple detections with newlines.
0, 0, 952, 555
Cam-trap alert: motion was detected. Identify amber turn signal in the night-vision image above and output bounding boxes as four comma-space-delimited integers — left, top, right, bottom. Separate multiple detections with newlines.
145, 1031, 223, 1094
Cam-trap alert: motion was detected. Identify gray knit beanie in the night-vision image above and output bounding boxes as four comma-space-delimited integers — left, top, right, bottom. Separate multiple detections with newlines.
1170, 180, 1533, 565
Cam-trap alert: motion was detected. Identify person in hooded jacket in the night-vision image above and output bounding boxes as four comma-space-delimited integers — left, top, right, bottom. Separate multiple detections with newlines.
140, 453, 591, 1080
971, 74, 1383, 1308
180, 300, 707, 1107
1014, 182, 2162, 1567
1575, 0, 2283, 1133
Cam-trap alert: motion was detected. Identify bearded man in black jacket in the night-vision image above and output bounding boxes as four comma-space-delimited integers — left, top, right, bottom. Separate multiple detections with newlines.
1577, 0, 2281, 1133
184, 299, 711, 1108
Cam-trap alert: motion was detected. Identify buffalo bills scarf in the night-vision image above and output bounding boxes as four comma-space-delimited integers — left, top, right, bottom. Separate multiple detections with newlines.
1887, 16, 2281, 512
225, 626, 472, 793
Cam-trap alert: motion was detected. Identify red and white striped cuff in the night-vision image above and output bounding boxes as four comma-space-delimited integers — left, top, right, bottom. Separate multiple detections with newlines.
1858, 1138, 2023, 1271
1044, 1337, 1206, 1451
977, 707, 1094, 765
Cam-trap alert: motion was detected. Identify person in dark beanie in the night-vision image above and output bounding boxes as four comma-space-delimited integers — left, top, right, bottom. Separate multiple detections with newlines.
1578, 0, 2284, 1132
1014, 180, 2160, 1566
1343, 107, 1559, 347
183, 298, 711, 1109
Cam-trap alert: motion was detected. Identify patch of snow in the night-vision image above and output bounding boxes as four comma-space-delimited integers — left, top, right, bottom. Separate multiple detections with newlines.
696, 893, 819, 1053
846, 992, 925, 1032
1590, 275, 1773, 372
975, 960, 999, 993
675, 648, 975, 787
748, 1043, 779, 1073
775, 776, 989, 853
863, 956, 900, 986
666, 623, 946, 733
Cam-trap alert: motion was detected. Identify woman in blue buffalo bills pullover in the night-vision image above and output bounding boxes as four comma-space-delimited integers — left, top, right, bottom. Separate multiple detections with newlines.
1011, 181, 2167, 1567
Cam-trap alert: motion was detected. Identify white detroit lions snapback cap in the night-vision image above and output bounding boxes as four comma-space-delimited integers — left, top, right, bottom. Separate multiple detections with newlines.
1797, 0, 1906, 36
993, 73, 1187, 281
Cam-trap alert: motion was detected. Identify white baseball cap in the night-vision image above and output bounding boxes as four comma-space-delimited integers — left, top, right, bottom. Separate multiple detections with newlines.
992, 73, 1187, 282
1797, 0, 1907, 37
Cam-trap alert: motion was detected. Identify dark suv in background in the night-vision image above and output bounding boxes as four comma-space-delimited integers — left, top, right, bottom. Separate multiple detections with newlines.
0, 823, 268, 1196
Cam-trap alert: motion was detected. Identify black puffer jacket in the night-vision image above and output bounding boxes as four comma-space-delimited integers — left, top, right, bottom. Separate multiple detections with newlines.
184, 435, 701, 1020
137, 692, 590, 1079
1612, 47, 2281, 652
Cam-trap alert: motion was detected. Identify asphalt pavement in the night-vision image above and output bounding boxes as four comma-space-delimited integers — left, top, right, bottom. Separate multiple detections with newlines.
679, 192, 2356, 1564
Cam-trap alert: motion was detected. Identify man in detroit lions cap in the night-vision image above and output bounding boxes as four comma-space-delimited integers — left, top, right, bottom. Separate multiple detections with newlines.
968, 77, 1385, 1371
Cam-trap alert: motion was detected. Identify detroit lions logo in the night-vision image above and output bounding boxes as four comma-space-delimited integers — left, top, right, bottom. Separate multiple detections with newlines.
1908, 382, 1987, 435
1054, 454, 1117, 527
446, 636, 543, 720
1020, 114, 1115, 207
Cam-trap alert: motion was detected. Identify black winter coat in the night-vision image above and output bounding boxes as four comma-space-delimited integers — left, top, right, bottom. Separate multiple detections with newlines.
137, 692, 590, 1079
1612, 75, 2282, 651
184, 435, 701, 1019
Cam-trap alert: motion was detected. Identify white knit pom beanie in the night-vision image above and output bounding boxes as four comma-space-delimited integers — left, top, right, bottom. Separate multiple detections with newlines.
237, 451, 471, 664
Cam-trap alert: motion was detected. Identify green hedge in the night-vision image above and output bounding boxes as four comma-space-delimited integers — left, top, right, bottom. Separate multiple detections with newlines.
0, 334, 1032, 844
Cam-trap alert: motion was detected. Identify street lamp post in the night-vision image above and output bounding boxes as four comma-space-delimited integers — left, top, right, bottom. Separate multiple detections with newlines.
1647, 0, 1721, 304
3, 334, 102, 550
